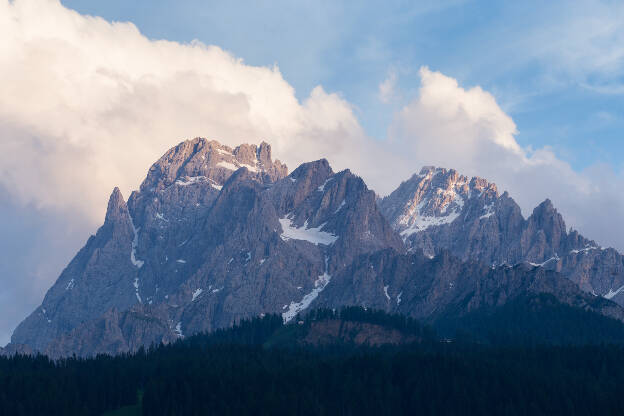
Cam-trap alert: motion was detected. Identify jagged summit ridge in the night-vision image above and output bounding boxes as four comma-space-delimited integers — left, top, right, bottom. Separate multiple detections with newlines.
380, 166, 500, 240
379, 165, 624, 304
8, 144, 624, 358
11, 139, 403, 356
140, 138, 288, 193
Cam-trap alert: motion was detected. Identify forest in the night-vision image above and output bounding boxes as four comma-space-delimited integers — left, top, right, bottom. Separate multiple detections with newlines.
2, 304, 624, 415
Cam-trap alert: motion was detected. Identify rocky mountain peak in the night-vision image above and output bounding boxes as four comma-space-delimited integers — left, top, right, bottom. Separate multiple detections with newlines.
528, 199, 566, 237
290, 158, 333, 181
379, 166, 500, 238
104, 187, 129, 225
140, 138, 287, 193
10, 142, 624, 358
522, 198, 568, 260
256, 141, 272, 166
530, 199, 560, 224
379, 167, 624, 306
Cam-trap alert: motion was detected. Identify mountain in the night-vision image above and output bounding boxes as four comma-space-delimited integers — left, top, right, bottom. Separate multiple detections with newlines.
9, 138, 624, 357
318, 249, 624, 326
12, 138, 402, 356
379, 166, 624, 304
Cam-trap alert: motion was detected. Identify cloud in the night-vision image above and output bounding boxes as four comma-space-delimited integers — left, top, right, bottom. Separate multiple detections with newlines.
378, 69, 397, 103
497, 1, 624, 92
0, 0, 391, 222
537, 2, 624, 79
387, 67, 624, 251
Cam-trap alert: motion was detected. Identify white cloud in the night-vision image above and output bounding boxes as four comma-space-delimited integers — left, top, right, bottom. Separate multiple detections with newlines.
0, 0, 377, 227
378, 69, 397, 103
387, 67, 624, 251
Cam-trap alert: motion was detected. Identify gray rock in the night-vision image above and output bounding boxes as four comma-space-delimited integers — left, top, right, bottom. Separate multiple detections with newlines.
11, 139, 401, 356
10, 144, 624, 357
317, 249, 624, 324
379, 167, 624, 304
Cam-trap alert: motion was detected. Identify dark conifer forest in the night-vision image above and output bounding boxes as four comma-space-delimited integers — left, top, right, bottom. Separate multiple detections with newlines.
3, 306, 624, 415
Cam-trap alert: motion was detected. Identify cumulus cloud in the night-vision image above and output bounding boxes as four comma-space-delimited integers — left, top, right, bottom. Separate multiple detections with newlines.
0, 0, 384, 224
387, 67, 624, 251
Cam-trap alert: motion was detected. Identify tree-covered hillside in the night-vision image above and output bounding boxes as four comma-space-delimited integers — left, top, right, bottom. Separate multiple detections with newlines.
2, 307, 624, 415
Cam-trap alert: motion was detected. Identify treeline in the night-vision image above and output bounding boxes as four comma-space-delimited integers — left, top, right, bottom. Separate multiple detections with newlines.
439, 293, 624, 346
2, 307, 624, 415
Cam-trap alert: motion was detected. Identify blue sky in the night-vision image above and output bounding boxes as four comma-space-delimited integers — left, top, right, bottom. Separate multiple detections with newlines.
62, 0, 624, 171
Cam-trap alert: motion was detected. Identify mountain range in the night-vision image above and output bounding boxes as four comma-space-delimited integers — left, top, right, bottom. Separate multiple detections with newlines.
6, 137, 624, 357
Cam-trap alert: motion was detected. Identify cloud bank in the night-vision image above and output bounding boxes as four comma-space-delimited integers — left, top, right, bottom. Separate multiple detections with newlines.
0, 0, 380, 223
388, 67, 624, 250
1, 0, 623, 344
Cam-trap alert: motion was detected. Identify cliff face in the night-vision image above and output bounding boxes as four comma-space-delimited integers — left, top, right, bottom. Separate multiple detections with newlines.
13, 139, 404, 357
379, 167, 624, 305
9, 139, 624, 357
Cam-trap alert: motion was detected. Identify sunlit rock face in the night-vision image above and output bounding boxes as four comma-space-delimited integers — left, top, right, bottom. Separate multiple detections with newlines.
379, 167, 624, 304
9, 139, 624, 357
11, 138, 401, 357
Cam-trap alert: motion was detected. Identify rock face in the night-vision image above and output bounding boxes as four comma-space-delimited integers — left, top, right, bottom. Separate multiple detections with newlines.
318, 250, 624, 325
379, 167, 624, 304
10, 140, 624, 357
12, 138, 402, 357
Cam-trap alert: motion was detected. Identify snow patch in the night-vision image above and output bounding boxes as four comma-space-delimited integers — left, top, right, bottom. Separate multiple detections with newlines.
217, 161, 238, 170
384, 285, 390, 301
400, 209, 461, 238
317, 178, 333, 192
129, 215, 144, 268
396, 291, 402, 305
134, 278, 142, 303
604, 285, 624, 300
240, 163, 258, 172
334, 200, 346, 213
528, 254, 560, 268
65, 278, 75, 291
570, 246, 599, 254
397, 186, 466, 238
479, 203, 495, 220
155, 212, 168, 222
174, 322, 184, 338
192, 288, 203, 301
283, 257, 331, 323
175, 175, 206, 186
279, 215, 338, 246
41, 308, 52, 323
176, 259, 186, 264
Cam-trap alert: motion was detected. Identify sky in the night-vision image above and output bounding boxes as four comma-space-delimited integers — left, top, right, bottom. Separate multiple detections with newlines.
0, 0, 623, 346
